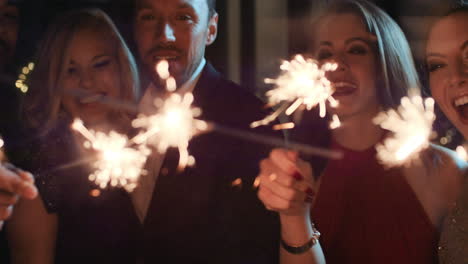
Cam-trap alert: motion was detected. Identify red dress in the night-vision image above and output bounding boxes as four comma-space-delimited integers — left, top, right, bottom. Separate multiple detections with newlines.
312, 140, 439, 264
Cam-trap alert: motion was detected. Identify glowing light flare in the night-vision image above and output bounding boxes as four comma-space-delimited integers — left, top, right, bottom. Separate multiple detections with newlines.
155, 60, 177, 92
167, 77, 177, 92
132, 93, 208, 170
329, 114, 341, 129
373, 91, 435, 167
456, 145, 468, 161
0, 136, 4, 162
231, 178, 242, 187
156, 60, 170, 80
251, 55, 338, 128
72, 119, 151, 192
253, 177, 261, 188
273, 122, 295, 131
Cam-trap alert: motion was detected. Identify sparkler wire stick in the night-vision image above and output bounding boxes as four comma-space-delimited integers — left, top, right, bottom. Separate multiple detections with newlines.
212, 124, 343, 160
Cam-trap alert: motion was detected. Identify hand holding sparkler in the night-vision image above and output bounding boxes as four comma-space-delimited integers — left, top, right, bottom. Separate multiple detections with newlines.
257, 149, 317, 215
373, 90, 435, 167
251, 55, 338, 128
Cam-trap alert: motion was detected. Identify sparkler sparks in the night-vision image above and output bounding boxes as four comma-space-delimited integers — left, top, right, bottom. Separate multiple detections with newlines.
132, 93, 207, 170
251, 55, 338, 128
329, 114, 341, 129
373, 91, 435, 167
456, 145, 468, 161
72, 119, 150, 192
231, 178, 242, 187
132, 60, 208, 170
273, 122, 295, 131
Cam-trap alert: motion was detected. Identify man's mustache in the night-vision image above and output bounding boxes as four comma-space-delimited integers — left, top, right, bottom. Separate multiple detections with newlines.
147, 44, 182, 56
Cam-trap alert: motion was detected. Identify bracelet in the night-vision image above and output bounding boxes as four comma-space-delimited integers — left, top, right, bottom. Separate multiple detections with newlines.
280, 224, 321, 255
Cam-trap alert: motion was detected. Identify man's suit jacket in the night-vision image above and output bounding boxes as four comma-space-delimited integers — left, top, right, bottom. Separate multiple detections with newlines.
36, 63, 280, 264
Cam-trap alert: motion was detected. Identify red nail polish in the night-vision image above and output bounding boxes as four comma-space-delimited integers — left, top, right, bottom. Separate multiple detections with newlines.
292, 171, 303, 181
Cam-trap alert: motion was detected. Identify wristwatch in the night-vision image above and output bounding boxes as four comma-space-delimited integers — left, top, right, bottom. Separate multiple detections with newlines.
280, 224, 321, 255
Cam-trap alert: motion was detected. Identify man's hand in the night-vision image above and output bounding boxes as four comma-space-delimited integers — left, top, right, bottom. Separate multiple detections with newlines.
0, 163, 37, 230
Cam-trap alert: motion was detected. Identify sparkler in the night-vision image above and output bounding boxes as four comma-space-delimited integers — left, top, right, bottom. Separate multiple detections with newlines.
329, 114, 341, 129
71, 119, 150, 192
273, 122, 295, 131
132, 93, 208, 170
251, 55, 339, 128
373, 90, 435, 167
131, 60, 208, 170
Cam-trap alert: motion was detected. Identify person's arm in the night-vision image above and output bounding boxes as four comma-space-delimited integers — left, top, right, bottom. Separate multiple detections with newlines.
0, 164, 37, 228
279, 213, 325, 264
258, 149, 325, 264
7, 194, 57, 264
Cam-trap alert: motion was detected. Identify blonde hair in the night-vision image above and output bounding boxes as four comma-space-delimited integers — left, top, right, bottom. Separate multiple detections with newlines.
23, 8, 140, 135
311, 0, 421, 109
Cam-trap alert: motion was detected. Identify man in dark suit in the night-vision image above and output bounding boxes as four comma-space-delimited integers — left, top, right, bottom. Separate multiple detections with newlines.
129, 0, 280, 262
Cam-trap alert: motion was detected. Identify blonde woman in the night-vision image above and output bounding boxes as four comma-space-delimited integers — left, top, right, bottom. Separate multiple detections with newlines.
6, 8, 140, 264
257, 0, 465, 263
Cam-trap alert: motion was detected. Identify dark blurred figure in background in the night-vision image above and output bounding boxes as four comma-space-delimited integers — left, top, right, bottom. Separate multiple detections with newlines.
0, 0, 21, 142
0, 0, 18, 74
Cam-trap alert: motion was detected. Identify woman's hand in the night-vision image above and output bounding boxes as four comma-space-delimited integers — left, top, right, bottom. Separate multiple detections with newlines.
0, 164, 37, 229
257, 148, 316, 217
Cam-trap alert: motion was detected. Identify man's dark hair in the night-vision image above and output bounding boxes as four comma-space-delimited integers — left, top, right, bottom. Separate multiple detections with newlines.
207, 0, 216, 17
444, 1, 468, 16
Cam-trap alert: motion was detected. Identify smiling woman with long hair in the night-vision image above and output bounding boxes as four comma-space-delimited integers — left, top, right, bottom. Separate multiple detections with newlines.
6, 8, 140, 264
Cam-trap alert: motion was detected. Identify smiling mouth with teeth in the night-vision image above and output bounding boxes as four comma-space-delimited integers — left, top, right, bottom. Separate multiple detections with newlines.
453, 95, 468, 121
80, 93, 104, 104
332, 82, 357, 96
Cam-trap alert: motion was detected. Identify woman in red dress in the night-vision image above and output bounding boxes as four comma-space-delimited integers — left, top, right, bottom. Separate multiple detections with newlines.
257, 1, 465, 263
